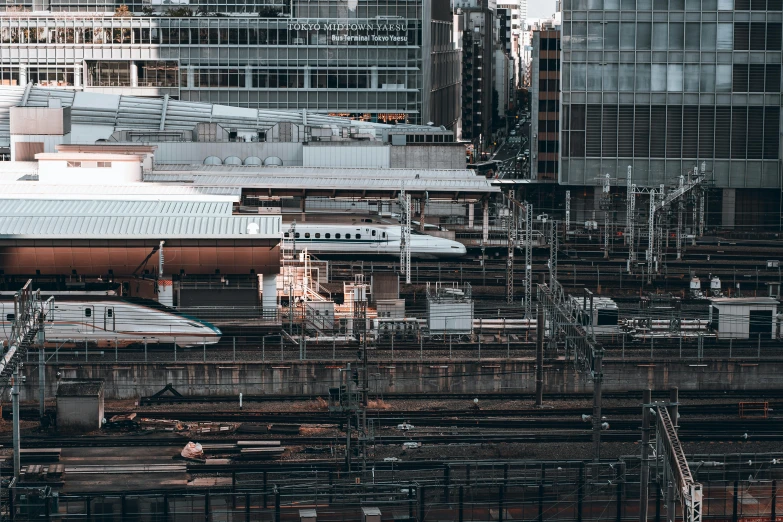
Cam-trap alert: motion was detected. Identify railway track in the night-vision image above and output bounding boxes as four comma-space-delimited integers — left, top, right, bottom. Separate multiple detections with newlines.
136, 388, 783, 405
5, 426, 782, 450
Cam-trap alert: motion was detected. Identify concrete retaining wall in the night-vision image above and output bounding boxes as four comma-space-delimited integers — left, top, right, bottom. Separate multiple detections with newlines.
17, 358, 783, 401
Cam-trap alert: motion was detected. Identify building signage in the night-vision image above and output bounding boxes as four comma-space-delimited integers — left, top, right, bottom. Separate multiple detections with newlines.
287, 22, 409, 42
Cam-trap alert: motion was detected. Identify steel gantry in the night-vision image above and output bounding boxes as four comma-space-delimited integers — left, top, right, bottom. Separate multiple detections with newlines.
505, 193, 533, 317
399, 188, 412, 284
506, 190, 516, 304
625, 165, 705, 280
537, 280, 604, 461
641, 392, 703, 522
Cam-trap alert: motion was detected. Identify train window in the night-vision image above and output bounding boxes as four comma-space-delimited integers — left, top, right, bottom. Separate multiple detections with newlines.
335, 233, 341, 238
6, 314, 14, 321
325, 233, 331, 238
382, 232, 386, 238
346, 234, 351, 239
107, 309, 113, 318
295, 233, 300, 238
284, 232, 290, 238
356, 234, 361, 239
315, 233, 321, 238
85, 308, 92, 318
305, 233, 310, 238
372, 230, 376, 236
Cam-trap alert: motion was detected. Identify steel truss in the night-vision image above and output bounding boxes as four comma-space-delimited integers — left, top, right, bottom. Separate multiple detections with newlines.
626, 166, 705, 281
652, 405, 703, 522
399, 189, 411, 284
537, 281, 604, 460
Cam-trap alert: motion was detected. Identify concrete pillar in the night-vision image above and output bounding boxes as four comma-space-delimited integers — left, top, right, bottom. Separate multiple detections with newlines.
18, 65, 27, 85
482, 199, 489, 242
303, 66, 311, 89
370, 66, 379, 89
158, 276, 173, 307
130, 61, 138, 87
300, 197, 306, 221
72, 64, 81, 88
419, 198, 426, 232
262, 273, 278, 320
186, 66, 195, 89
245, 65, 253, 89
468, 202, 475, 228
722, 188, 735, 229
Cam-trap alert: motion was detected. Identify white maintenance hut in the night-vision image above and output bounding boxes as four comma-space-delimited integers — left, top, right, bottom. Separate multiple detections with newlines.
708, 297, 779, 339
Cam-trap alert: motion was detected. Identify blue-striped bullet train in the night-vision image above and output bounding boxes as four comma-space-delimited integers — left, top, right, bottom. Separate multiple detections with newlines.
0, 297, 221, 348
283, 223, 466, 258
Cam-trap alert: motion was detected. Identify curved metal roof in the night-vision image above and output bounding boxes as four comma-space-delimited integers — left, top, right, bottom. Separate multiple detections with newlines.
0, 85, 446, 146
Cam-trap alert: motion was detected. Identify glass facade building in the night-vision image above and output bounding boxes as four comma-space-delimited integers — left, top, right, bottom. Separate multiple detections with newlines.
0, 0, 461, 128
559, 0, 782, 191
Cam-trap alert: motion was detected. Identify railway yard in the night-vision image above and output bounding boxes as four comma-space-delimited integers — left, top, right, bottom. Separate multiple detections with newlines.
4, 228, 783, 521
1, 142, 783, 521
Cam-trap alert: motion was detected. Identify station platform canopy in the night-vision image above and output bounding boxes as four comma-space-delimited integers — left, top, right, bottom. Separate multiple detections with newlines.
0, 198, 281, 276
147, 165, 500, 200
0, 198, 278, 240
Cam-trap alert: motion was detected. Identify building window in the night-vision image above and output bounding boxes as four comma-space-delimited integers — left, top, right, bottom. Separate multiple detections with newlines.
66, 161, 81, 168
97, 161, 111, 168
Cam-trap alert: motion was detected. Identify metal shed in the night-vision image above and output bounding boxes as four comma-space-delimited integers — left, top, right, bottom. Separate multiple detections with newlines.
708, 297, 779, 339
56, 379, 105, 433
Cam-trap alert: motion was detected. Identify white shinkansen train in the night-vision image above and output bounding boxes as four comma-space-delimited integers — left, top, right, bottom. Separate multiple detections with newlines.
283, 223, 466, 258
0, 298, 221, 347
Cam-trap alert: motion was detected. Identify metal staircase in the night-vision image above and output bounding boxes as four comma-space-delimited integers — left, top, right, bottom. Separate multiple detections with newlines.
1, 280, 41, 393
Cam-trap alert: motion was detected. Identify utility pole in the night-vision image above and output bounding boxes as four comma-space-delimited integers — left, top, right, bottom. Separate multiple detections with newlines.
565, 190, 570, 237
591, 350, 603, 462
524, 202, 533, 319
12, 367, 20, 481
640, 388, 652, 522
38, 307, 45, 423
535, 303, 544, 406
506, 190, 516, 304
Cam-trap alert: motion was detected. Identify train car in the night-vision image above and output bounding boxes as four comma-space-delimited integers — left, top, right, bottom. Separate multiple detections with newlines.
0, 297, 221, 348
283, 223, 466, 259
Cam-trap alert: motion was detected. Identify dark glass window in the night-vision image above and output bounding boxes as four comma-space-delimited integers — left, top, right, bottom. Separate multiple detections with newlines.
650, 106, 666, 158
715, 107, 732, 159
734, 23, 750, 50
682, 106, 699, 158
763, 107, 780, 159
698, 106, 715, 158
733, 64, 749, 91
586, 105, 602, 157
731, 107, 748, 159
666, 106, 683, 158
601, 106, 618, 157
747, 106, 764, 159
618, 106, 634, 157
634, 105, 650, 158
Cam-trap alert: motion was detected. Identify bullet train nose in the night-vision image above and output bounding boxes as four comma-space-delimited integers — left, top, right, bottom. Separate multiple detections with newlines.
450, 243, 467, 256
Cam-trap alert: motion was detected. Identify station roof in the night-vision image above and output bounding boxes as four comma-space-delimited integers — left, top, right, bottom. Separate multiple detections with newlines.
155, 164, 480, 179
0, 85, 448, 146
146, 169, 499, 199
0, 182, 241, 200
0, 198, 279, 240
709, 297, 779, 306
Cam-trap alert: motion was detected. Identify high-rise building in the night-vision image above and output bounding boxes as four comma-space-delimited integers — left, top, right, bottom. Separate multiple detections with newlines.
530, 26, 560, 181
0, 0, 461, 130
560, 0, 782, 228
456, 0, 495, 143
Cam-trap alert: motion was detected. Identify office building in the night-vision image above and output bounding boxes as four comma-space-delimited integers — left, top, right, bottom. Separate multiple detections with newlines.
560, 0, 782, 228
529, 26, 560, 181
456, 0, 495, 144
0, 0, 461, 130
